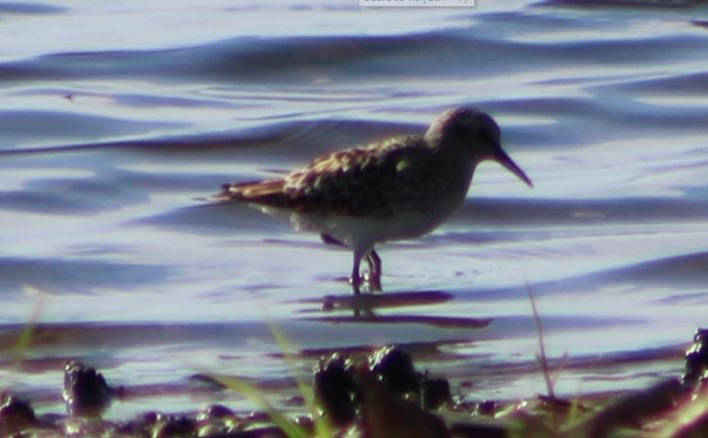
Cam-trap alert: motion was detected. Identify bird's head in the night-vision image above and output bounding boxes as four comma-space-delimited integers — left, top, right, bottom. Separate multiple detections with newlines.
425, 107, 533, 188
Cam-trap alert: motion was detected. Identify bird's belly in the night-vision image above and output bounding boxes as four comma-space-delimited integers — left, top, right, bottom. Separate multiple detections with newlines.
289, 196, 461, 251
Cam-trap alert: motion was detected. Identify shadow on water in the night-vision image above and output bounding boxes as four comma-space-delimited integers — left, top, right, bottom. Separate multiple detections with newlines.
296, 290, 455, 312
305, 314, 493, 329
296, 290, 492, 328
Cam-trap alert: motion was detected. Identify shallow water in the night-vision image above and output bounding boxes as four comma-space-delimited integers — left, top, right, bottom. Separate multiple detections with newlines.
1, 0, 707, 418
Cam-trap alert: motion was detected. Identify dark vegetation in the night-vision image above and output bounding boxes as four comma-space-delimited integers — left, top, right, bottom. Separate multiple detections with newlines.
1, 329, 706, 437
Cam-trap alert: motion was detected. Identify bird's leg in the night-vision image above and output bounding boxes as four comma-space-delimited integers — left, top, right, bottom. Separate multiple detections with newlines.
350, 251, 363, 295
366, 248, 383, 292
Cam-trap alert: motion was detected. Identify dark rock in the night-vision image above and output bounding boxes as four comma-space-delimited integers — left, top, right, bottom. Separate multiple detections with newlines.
477, 400, 497, 416
62, 360, 117, 416
682, 328, 708, 390
313, 353, 359, 426
421, 376, 451, 410
368, 346, 419, 396
357, 368, 449, 438
199, 404, 236, 421
153, 415, 197, 438
0, 393, 39, 435
449, 421, 509, 438
221, 426, 287, 437
116, 411, 160, 435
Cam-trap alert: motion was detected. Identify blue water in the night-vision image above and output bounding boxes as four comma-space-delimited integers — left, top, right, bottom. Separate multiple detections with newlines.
1, 0, 707, 418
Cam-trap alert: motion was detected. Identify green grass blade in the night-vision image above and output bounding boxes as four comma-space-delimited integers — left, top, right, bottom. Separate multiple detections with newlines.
266, 319, 334, 437
13, 287, 46, 368
210, 374, 309, 438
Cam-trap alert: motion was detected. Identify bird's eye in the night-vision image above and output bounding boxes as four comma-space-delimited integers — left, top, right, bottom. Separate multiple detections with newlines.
476, 127, 491, 142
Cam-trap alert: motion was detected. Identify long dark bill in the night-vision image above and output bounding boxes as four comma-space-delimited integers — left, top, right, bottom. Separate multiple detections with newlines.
495, 148, 533, 188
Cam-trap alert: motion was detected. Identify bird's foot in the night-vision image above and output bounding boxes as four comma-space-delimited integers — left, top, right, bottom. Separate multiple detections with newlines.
364, 272, 383, 292
349, 274, 362, 295
365, 249, 383, 293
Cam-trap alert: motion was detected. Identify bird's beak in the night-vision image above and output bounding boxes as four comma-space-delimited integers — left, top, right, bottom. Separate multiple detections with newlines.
494, 147, 533, 188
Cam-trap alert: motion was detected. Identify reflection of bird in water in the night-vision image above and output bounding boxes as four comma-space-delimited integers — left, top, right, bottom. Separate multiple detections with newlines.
216, 107, 533, 294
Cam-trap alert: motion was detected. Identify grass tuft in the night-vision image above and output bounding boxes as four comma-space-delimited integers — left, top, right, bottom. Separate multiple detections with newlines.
13, 286, 47, 369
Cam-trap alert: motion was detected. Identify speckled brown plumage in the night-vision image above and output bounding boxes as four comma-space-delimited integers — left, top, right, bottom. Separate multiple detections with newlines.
219, 135, 470, 218
215, 107, 533, 294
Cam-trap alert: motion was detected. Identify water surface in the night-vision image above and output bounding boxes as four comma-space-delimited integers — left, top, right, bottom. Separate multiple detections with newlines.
1, 0, 707, 418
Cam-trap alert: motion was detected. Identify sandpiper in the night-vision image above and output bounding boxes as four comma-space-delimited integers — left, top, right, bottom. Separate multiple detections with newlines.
216, 107, 533, 294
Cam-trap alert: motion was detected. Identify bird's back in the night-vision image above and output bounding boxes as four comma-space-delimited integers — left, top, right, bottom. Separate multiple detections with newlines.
219, 135, 458, 218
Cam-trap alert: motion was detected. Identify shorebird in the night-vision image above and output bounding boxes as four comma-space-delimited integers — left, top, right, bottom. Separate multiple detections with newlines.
215, 107, 533, 294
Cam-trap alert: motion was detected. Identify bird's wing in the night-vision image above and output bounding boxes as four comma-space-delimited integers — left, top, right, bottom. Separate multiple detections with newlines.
218, 136, 436, 216
282, 136, 436, 216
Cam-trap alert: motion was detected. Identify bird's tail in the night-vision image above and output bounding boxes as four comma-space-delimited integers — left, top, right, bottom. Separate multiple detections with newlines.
213, 178, 290, 207
212, 183, 239, 202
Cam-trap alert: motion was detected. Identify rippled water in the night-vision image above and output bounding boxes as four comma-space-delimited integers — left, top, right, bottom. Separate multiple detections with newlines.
1, 0, 707, 418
